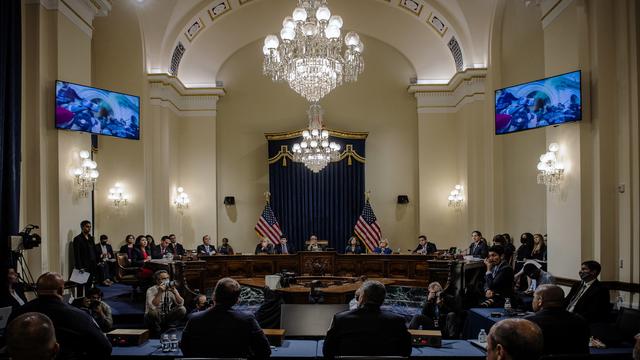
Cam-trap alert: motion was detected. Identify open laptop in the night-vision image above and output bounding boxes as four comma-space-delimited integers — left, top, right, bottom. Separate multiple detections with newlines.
0, 306, 13, 331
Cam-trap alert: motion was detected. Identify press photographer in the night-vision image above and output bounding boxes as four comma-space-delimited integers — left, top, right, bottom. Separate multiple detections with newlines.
72, 287, 113, 332
408, 281, 460, 338
144, 270, 186, 336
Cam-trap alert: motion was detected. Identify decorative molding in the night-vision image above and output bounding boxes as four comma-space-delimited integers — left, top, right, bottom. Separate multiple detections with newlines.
399, 0, 424, 16
409, 68, 487, 113
27, 0, 112, 38
147, 73, 225, 117
208, 0, 232, 21
541, 0, 573, 29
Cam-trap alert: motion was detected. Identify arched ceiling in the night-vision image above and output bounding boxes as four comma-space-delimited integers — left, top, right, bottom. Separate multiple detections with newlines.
136, 0, 495, 87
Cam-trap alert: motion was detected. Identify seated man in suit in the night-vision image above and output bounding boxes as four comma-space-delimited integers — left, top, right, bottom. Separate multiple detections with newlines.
468, 230, 488, 258
486, 318, 543, 360
373, 238, 393, 254
345, 236, 364, 254
196, 234, 216, 256
180, 277, 271, 359
144, 270, 187, 336
168, 234, 186, 256
323, 280, 412, 358
563, 260, 610, 323
255, 238, 274, 254
524, 284, 589, 355
413, 234, 437, 254
480, 245, 514, 307
274, 235, 295, 254
95, 234, 114, 286
7, 312, 59, 360
8, 272, 112, 359
307, 235, 323, 251
152, 235, 173, 259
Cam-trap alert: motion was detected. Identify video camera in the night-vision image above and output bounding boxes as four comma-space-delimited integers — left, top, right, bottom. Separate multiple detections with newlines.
9, 224, 42, 251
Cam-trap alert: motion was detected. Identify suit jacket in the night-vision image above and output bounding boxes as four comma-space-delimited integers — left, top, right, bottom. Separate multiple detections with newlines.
524, 307, 590, 355
413, 242, 437, 254
151, 245, 172, 259
563, 279, 610, 323
94, 243, 114, 262
373, 247, 392, 255
274, 243, 295, 254
119, 244, 135, 260
169, 243, 186, 256
73, 233, 97, 270
180, 305, 271, 359
8, 296, 112, 360
344, 245, 364, 254
196, 244, 217, 255
323, 304, 412, 358
255, 243, 273, 255
469, 240, 488, 258
218, 244, 234, 255
484, 261, 514, 299
131, 247, 150, 267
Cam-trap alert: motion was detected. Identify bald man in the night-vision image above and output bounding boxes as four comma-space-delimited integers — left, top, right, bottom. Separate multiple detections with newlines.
486, 318, 543, 360
7, 312, 59, 360
524, 284, 589, 355
8, 272, 112, 359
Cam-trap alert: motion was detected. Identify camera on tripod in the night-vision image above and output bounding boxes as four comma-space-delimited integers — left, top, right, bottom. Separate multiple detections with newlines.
9, 224, 42, 251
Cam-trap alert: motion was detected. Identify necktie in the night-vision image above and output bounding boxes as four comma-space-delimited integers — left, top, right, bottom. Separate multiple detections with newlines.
567, 283, 588, 312
282, 244, 288, 254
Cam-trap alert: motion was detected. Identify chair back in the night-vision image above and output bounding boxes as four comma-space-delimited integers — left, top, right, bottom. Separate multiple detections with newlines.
617, 307, 640, 338
116, 253, 131, 280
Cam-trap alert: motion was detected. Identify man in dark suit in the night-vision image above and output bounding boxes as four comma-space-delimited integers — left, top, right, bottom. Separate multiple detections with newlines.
180, 277, 271, 359
152, 235, 173, 259
168, 234, 186, 256
524, 284, 589, 355
196, 234, 216, 256
413, 235, 437, 254
323, 280, 412, 358
274, 235, 295, 254
73, 220, 97, 294
95, 234, 115, 286
7, 312, 59, 360
563, 260, 610, 323
480, 244, 514, 307
8, 272, 112, 359
486, 318, 543, 360
468, 230, 488, 258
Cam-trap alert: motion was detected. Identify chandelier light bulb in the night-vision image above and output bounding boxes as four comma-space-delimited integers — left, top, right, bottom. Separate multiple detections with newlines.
302, 23, 318, 36
311, 129, 319, 136
73, 168, 83, 176
283, 16, 295, 29
455, 184, 462, 190
301, 141, 308, 148
321, 140, 329, 147
281, 28, 295, 41
292, 7, 307, 22
302, 130, 310, 138
354, 41, 364, 53
316, 6, 331, 21
177, 186, 184, 193
325, 25, 340, 39
82, 159, 93, 168
328, 15, 343, 28
345, 31, 360, 47
310, 140, 318, 148
548, 142, 560, 152
90, 170, 99, 178
79, 150, 90, 159
264, 35, 279, 49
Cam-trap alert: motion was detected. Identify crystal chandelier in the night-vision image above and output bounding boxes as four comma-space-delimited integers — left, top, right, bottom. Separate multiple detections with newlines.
448, 185, 464, 209
73, 150, 99, 197
537, 143, 565, 192
292, 104, 341, 173
262, 0, 364, 103
108, 183, 128, 208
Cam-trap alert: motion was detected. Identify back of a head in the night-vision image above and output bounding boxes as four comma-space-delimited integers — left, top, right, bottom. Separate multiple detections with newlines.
360, 280, 386, 307
488, 318, 543, 360
7, 312, 58, 360
214, 277, 241, 307
536, 284, 565, 308
36, 272, 64, 297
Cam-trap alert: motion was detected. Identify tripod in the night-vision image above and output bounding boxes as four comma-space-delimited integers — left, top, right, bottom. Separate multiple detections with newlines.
11, 250, 37, 292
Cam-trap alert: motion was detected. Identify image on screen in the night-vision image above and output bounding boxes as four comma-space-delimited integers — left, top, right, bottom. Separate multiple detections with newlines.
495, 70, 581, 135
55, 80, 140, 140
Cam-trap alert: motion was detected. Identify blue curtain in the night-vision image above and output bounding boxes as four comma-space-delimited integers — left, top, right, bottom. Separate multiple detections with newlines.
0, 0, 21, 271
267, 132, 366, 251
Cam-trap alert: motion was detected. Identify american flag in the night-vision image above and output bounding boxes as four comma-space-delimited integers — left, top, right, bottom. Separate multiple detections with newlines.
354, 200, 381, 253
255, 203, 282, 245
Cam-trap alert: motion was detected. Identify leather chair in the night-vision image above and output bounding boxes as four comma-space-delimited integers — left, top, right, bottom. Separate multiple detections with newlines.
115, 253, 141, 297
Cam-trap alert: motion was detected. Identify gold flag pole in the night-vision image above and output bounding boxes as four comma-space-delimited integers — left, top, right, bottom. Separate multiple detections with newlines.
365, 190, 371, 202
264, 191, 271, 204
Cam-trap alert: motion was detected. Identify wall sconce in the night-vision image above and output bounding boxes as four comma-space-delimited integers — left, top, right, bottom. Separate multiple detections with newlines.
448, 184, 464, 209
537, 143, 564, 192
73, 150, 99, 197
174, 186, 190, 209
108, 183, 128, 208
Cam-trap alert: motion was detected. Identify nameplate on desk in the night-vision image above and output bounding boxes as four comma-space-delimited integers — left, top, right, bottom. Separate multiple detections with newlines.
107, 329, 149, 346
263, 328, 286, 346
409, 329, 442, 348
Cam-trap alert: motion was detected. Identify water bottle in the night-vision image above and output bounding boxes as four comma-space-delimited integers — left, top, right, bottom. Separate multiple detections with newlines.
478, 329, 487, 343
616, 295, 624, 310
504, 298, 513, 315
170, 334, 178, 352
161, 334, 170, 352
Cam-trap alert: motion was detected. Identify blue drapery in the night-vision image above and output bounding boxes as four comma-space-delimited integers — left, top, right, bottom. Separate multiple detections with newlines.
0, 0, 21, 271
266, 130, 366, 251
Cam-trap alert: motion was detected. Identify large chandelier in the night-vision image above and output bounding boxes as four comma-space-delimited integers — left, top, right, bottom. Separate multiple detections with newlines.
536, 143, 565, 192
292, 104, 341, 173
262, 0, 364, 103
73, 150, 99, 197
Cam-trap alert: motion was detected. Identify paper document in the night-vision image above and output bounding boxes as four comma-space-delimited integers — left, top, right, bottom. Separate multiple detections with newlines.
70, 269, 91, 284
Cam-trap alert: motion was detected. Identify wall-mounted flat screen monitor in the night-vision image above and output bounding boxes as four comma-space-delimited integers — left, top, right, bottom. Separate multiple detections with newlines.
55, 80, 140, 140
495, 70, 582, 135
280, 304, 348, 337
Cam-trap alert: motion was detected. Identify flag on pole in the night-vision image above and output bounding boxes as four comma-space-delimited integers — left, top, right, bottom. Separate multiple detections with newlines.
354, 199, 381, 253
255, 202, 282, 245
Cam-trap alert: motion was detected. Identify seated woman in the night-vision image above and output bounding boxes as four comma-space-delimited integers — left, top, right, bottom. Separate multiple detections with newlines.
3, 268, 27, 310
373, 239, 392, 255
409, 282, 459, 338
344, 237, 364, 254
132, 235, 154, 280
218, 237, 234, 255
307, 235, 323, 252
119, 234, 136, 259
255, 238, 273, 255
530, 233, 546, 261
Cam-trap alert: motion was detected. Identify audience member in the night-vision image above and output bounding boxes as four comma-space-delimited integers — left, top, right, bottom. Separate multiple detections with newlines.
7, 312, 59, 360
413, 235, 437, 254
196, 235, 217, 256
480, 245, 514, 307
373, 238, 393, 254
345, 236, 364, 254
524, 284, 589, 355
95, 234, 114, 286
468, 230, 488, 258
307, 235, 323, 251
119, 234, 135, 259
516, 232, 534, 261
323, 280, 411, 358
190, 294, 209, 314
492, 234, 513, 264
72, 220, 97, 294
132, 235, 154, 280
4, 267, 27, 309
274, 235, 295, 254
180, 277, 271, 359
518, 261, 554, 294
218, 237, 234, 255
168, 234, 186, 256
531, 233, 547, 261
153, 235, 173, 259
145, 234, 156, 250
563, 260, 610, 323
73, 287, 113, 332
409, 281, 459, 337
486, 318, 543, 360
145, 270, 187, 335
8, 272, 111, 359
254, 238, 274, 255
308, 279, 325, 304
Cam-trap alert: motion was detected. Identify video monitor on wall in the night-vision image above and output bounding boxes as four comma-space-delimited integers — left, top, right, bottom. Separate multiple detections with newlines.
495, 70, 582, 135
55, 80, 140, 140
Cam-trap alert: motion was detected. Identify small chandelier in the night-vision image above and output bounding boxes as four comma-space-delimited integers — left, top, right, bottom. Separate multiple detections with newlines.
448, 185, 464, 209
292, 104, 341, 173
537, 143, 564, 192
174, 187, 190, 209
73, 150, 99, 197
262, 0, 364, 103
108, 183, 128, 208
